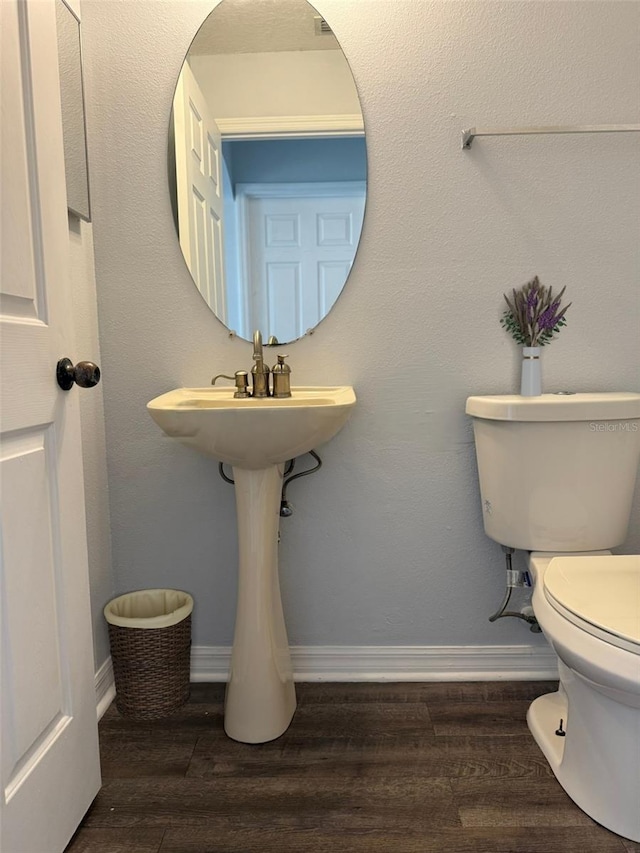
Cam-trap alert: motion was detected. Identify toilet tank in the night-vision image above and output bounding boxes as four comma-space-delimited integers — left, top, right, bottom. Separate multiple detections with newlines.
466, 393, 640, 551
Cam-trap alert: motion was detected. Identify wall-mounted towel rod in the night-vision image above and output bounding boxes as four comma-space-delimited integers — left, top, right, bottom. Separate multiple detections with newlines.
462, 124, 640, 150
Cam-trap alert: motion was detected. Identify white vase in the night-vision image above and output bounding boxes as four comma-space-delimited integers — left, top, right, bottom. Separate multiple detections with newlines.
520, 346, 541, 396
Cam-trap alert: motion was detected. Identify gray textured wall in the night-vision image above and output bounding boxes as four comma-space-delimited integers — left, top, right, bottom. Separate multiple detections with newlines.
82, 0, 640, 651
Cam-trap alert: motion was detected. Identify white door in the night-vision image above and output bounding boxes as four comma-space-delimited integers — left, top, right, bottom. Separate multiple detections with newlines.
173, 60, 227, 322
239, 183, 365, 341
1, 2, 101, 851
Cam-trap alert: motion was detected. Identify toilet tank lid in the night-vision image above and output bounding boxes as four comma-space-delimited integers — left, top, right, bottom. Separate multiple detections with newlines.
465, 392, 640, 421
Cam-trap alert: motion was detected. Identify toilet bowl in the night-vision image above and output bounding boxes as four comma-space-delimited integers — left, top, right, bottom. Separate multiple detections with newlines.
466, 391, 640, 841
527, 551, 640, 842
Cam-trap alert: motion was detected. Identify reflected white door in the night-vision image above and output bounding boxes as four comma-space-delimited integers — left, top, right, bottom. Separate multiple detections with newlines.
1, 2, 101, 851
239, 182, 365, 341
174, 61, 227, 322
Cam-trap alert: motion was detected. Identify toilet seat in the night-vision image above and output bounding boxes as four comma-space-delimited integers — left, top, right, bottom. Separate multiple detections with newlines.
544, 555, 640, 655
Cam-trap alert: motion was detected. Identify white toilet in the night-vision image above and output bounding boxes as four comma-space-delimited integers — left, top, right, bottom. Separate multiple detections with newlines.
466, 392, 640, 841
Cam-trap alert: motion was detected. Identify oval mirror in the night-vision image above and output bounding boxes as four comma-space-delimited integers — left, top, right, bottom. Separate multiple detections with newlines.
169, 0, 367, 345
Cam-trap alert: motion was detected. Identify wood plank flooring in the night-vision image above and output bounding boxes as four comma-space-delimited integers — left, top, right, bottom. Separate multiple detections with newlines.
66, 681, 638, 853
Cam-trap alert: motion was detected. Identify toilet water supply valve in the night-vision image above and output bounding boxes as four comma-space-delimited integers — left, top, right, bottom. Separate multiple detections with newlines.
489, 546, 541, 632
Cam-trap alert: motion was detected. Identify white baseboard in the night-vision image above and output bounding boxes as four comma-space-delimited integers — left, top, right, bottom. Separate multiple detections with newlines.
95, 657, 115, 719
190, 644, 559, 683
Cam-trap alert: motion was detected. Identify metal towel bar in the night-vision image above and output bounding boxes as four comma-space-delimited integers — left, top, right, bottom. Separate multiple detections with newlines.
462, 124, 640, 149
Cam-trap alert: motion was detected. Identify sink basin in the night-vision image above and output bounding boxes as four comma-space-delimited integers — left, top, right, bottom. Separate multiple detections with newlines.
147, 385, 356, 469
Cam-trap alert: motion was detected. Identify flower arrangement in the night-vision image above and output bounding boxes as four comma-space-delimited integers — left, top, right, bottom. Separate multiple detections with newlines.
501, 276, 571, 347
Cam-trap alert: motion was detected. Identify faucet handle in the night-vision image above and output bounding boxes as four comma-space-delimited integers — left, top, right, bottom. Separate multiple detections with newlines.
212, 371, 250, 398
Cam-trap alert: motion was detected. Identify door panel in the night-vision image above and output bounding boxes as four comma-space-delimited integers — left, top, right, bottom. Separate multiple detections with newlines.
1, 1, 101, 850
174, 61, 227, 321
0, 3, 40, 319
318, 261, 352, 316
2, 430, 67, 768
266, 262, 301, 343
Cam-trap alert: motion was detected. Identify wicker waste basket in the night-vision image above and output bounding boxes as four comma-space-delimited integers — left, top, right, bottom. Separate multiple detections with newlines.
104, 589, 193, 720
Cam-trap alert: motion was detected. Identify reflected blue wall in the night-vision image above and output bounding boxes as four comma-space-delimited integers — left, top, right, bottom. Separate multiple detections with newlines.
222, 137, 366, 187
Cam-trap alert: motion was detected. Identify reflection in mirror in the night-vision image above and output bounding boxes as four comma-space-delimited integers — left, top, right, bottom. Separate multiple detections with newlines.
55, 0, 91, 221
169, 0, 366, 344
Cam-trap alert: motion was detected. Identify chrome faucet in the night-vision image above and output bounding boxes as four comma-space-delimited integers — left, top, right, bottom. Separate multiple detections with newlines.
251, 330, 270, 397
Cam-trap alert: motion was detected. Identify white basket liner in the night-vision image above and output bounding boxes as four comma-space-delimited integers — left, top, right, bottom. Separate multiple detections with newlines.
104, 589, 193, 629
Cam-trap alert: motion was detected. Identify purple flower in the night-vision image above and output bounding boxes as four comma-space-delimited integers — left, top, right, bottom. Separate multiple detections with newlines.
538, 306, 559, 330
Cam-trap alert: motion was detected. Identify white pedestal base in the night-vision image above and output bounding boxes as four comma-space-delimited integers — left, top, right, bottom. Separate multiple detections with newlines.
224, 465, 296, 743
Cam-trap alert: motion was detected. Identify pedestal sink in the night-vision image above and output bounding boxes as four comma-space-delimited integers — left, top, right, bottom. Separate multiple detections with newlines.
147, 386, 356, 742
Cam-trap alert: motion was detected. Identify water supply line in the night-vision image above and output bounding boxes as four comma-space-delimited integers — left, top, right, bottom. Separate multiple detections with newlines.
217, 452, 322, 518
218, 459, 295, 486
489, 546, 541, 632
280, 451, 322, 516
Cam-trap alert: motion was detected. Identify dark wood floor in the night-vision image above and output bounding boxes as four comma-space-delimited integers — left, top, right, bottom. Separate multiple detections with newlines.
66, 681, 639, 853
